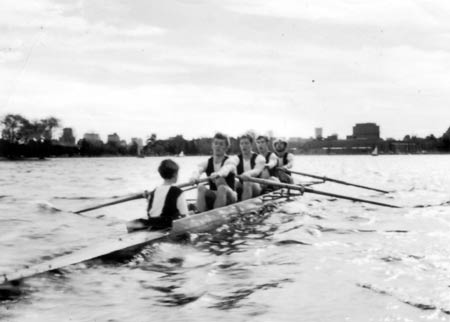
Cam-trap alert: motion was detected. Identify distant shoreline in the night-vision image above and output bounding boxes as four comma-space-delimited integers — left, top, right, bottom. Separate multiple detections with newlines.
1, 152, 449, 162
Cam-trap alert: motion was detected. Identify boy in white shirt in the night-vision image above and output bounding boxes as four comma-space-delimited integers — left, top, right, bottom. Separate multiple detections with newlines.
232, 134, 266, 200
190, 132, 237, 212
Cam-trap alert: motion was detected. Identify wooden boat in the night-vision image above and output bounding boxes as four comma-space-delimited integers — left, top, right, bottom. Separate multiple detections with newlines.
0, 188, 295, 286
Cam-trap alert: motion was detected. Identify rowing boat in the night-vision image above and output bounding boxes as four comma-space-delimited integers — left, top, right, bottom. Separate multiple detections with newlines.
1, 188, 295, 286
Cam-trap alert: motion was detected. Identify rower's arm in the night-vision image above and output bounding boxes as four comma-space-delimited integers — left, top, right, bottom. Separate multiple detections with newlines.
190, 160, 208, 181
267, 153, 278, 169
285, 153, 294, 169
177, 192, 189, 217
244, 155, 265, 177
217, 156, 237, 177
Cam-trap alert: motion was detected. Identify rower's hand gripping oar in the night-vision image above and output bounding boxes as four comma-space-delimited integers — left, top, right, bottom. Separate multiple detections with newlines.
278, 168, 390, 194
241, 176, 401, 208
73, 178, 209, 214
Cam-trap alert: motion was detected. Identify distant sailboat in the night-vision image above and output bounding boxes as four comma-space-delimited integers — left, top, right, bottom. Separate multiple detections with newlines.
178, 151, 185, 157
371, 146, 378, 156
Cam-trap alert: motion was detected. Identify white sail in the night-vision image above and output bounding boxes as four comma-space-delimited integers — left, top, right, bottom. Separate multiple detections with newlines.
371, 146, 378, 156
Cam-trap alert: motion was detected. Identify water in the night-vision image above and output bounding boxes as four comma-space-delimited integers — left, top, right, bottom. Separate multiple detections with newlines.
1, 155, 450, 322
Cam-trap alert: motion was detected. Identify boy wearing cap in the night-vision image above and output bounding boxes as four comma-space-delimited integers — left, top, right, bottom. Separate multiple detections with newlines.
273, 139, 295, 183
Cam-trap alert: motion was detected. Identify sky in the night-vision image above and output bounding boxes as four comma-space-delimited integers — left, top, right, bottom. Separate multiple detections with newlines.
1, 0, 450, 142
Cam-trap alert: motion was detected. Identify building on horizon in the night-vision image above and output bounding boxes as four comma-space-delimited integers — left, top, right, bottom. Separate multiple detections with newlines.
83, 133, 101, 143
315, 128, 323, 140
325, 134, 338, 141
107, 133, 120, 144
350, 123, 380, 140
131, 138, 143, 147
131, 138, 144, 156
59, 128, 76, 146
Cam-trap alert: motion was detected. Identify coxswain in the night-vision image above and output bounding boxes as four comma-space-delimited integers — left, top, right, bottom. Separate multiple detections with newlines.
127, 159, 188, 232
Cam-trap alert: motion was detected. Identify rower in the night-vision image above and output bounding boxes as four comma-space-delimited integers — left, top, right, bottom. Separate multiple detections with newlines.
255, 135, 279, 180
190, 132, 237, 212
273, 138, 295, 183
232, 133, 265, 200
127, 159, 188, 232
256, 135, 279, 192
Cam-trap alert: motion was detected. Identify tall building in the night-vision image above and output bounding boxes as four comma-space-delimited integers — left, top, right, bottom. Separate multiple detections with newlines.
352, 123, 380, 139
131, 138, 143, 147
315, 128, 323, 140
59, 128, 76, 146
107, 133, 120, 144
131, 137, 144, 156
83, 133, 101, 142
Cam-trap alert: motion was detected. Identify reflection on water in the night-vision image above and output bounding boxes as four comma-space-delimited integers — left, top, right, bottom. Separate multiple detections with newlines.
1, 155, 450, 321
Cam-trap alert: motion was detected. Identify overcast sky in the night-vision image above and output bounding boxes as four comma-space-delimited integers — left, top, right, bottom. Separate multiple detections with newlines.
1, 0, 450, 142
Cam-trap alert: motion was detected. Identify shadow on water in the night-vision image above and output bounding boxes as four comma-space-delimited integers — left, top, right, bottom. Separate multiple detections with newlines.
0, 281, 23, 302
209, 278, 293, 310
413, 200, 450, 208
0, 269, 68, 303
357, 283, 450, 315
132, 247, 208, 306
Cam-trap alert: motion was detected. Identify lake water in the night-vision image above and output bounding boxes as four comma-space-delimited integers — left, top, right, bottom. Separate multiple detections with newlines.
1, 155, 450, 322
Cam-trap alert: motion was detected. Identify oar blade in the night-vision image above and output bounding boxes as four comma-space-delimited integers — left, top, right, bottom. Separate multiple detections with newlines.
241, 176, 401, 209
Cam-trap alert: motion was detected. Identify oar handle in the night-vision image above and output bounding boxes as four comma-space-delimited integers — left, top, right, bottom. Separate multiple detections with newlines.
280, 168, 390, 194
178, 178, 209, 189
74, 178, 209, 214
241, 176, 401, 208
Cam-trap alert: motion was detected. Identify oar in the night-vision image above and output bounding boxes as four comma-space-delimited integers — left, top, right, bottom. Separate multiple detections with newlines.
73, 178, 209, 214
279, 168, 390, 194
242, 176, 401, 208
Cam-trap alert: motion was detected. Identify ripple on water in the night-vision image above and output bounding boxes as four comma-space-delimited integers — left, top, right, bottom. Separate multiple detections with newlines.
2, 156, 450, 322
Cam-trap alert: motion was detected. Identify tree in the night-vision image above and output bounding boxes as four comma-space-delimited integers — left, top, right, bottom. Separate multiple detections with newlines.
440, 128, 450, 151
128, 141, 139, 156
40, 117, 60, 140
0, 114, 60, 143
144, 133, 157, 155
169, 134, 186, 155
1, 114, 30, 142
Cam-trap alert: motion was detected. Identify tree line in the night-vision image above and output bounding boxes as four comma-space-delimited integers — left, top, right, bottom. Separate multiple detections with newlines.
1, 113, 450, 159
0, 114, 245, 159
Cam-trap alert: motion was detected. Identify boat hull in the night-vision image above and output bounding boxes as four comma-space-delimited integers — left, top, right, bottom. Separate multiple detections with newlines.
171, 196, 266, 235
